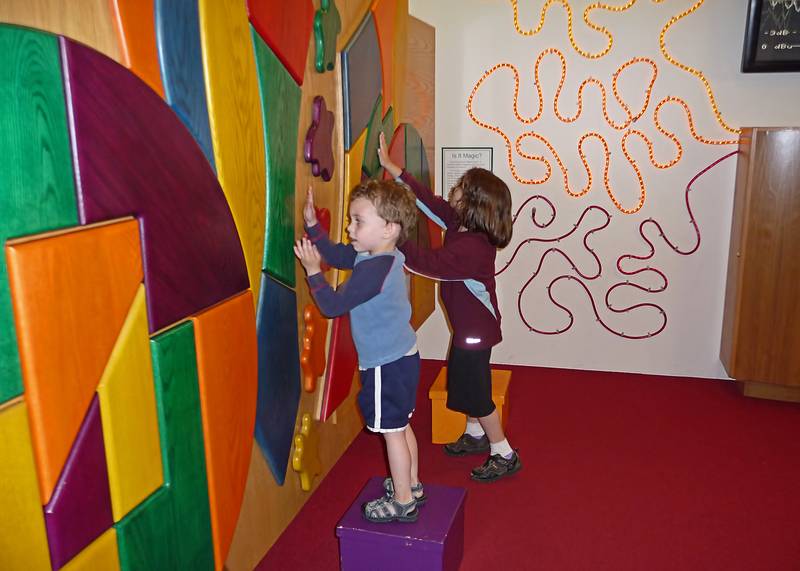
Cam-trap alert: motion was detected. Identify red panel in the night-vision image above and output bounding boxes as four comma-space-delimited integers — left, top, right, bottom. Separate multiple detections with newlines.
247, 0, 315, 85
319, 315, 358, 421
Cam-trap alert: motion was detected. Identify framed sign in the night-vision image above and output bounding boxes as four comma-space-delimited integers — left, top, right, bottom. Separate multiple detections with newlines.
742, 0, 800, 73
441, 147, 493, 196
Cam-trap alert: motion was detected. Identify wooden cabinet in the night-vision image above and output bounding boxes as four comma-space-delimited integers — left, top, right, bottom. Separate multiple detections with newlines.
720, 127, 800, 400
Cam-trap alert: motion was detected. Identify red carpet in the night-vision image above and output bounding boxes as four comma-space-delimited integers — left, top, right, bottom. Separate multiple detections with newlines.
257, 361, 800, 570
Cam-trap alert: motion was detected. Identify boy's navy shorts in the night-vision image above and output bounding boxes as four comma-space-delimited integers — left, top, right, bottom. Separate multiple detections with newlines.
358, 352, 420, 433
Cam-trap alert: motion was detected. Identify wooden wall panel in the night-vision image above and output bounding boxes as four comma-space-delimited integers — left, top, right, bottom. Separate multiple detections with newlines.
155, 0, 217, 170
0, 25, 79, 405
109, 0, 164, 96
0, 400, 52, 570
721, 127, 800, 387
0, 0, 121, 62
192, 291, 258, 571
252, 32, 302, 288
63, 37, 248, 333
96, 286, 163, 522
405, 16, 435, 189
198, 0, 267, 306
5, 219, 143, 504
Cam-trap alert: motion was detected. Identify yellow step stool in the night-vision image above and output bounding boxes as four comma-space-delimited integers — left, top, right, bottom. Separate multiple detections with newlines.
428, 367, 511, 444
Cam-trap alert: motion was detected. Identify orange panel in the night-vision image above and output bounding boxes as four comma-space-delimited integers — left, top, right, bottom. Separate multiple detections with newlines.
371, 0, 396, 115
110, 0, 165, 97
300, 304, 328, 393
5, 218, 143, 503
192, 290, 258, 570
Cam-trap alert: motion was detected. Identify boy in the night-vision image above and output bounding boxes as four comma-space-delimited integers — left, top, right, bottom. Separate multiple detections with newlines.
294, 180, 423, 522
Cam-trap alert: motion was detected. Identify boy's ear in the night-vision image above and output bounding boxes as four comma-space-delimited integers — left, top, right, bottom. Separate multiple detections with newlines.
384, 221, 401, 240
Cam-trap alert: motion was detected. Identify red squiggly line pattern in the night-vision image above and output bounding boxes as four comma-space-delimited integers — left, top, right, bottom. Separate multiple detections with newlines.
497, 151, 738, 338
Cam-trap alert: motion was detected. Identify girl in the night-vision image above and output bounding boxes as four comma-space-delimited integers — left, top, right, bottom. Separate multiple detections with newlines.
377, 133, 521, 482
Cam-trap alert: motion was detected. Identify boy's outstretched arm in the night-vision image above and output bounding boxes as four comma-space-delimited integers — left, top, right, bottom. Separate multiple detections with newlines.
294, 238, 395, 317
303, 186, 357, 269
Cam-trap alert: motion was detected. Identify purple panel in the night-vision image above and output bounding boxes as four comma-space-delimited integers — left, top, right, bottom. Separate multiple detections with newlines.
61, 38, 249, 333
44, 395, 113, 570
336, 477, 466, 571
304, 95, 335, 181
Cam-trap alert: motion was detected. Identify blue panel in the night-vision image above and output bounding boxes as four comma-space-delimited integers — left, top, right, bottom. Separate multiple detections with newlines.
341, 12, 382, 150
155, 0, 216, 172
254, 273, 301, 485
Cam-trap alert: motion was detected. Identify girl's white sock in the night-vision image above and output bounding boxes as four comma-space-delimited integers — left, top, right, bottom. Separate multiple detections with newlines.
465, 420, 485, 438
490, 438, 514, 459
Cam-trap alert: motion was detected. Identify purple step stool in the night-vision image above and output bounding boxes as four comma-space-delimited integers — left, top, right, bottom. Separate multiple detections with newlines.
336, 477, 466, 571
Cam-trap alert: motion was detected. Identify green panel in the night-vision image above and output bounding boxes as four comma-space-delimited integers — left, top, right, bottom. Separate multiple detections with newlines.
116, 487, 179, 570
0, 25, 79, 403
404, 123, 425, 183
362, 99, 394, 180
252, 28, 302, 289
148, 322, 214, 570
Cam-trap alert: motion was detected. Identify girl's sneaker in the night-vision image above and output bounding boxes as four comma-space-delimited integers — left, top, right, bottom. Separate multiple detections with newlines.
443, 433, 490, 456
362, 495, 418, 523
382, 477, 427, 506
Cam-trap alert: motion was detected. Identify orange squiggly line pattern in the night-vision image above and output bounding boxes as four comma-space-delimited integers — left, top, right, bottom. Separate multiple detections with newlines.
468, 41, 737, 211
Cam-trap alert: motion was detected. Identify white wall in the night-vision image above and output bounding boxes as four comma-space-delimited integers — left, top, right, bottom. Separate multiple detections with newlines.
409, 0, 800, 378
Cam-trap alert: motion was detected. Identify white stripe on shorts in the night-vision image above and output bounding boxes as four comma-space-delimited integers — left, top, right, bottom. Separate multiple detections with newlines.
373, 365, 382, 430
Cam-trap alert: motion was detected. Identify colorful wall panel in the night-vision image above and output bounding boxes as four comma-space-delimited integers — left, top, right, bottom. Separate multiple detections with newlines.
149, 322, 215, 570
0, 26, 78, 405
0, 0, 427, 567
154, 0, 217, 170
247, 0, 314, 86
341, 12, 382, 150
61, 528, 120, 571
96, 286, 163, 522
44, 395, 113, 570
109, 0, 165, 96
192, 291, 258, 570
254, 275, 302, 485
5, 219, 143, 504
199, 0, 267, 304
252, 31, 302, 288
0, 400, 52, 570
62, 38, 248, 333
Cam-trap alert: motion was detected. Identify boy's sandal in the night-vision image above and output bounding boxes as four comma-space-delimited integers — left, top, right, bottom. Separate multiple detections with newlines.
362, 495, 419, 523
382, 477, 428, 506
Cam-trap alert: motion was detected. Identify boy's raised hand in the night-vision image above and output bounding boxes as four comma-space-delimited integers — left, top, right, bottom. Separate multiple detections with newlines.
378, 132, 402, 179
294, 237, 322, 276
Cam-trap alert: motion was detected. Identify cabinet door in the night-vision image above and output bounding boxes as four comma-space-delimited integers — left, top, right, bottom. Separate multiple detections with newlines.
721, 128, 800, 385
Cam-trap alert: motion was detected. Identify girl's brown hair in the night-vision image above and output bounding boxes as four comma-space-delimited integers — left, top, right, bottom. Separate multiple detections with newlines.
449, 168, 513, 247
350, 179, 418, 244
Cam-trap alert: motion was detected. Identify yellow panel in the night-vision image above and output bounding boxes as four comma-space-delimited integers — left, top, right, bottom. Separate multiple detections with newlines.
342, 128, 368, 242
61, 528, 121, 571
97, 285, 163, 521
198, 0, 266, 305
0, 0, 121, 62
0, 400, 52, 570
337, 128, 368, 285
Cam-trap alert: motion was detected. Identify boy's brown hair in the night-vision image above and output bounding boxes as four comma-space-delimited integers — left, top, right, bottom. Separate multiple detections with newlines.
450, 168, 513, 248
350, 179, 418, 244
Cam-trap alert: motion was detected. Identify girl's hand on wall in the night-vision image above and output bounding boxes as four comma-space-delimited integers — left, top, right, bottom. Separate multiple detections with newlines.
293, 237, 322, 276
303, 186, 318, 226
378, 132, 402, 179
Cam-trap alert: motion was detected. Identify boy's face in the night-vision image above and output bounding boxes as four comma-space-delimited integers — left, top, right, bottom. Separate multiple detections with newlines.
347, 197, 396, 254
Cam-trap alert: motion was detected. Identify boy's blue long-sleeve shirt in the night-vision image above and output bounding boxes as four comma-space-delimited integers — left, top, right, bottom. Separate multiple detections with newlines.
305, 222, 416, 368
